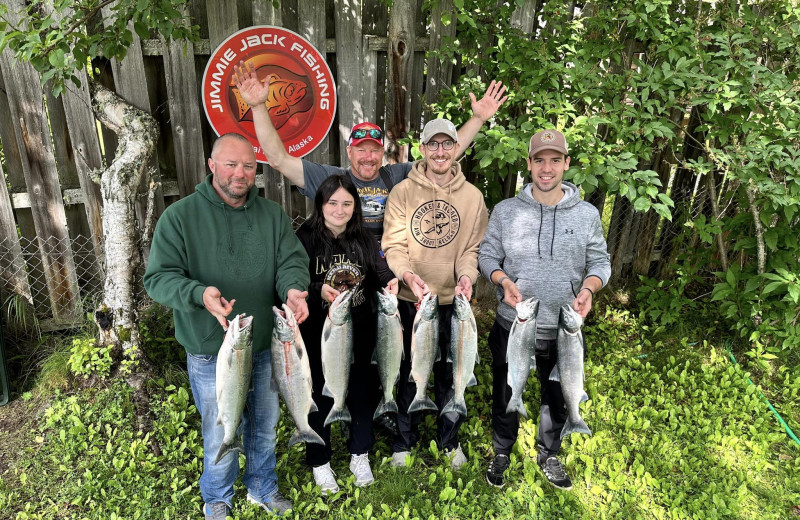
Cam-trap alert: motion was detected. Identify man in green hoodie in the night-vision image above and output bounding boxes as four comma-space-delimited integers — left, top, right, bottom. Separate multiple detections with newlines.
144, 133, 310, 519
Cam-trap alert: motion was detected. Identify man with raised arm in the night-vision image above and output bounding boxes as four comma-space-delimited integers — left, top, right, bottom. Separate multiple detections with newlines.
232, 61, 506, 237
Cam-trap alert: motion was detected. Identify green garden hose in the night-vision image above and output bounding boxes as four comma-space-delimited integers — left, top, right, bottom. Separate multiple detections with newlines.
725, 341, 800, 449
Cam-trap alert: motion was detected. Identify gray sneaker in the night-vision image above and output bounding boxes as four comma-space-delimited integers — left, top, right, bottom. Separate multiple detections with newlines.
247, 491, 293, 515
203, 502, 230, 520
446, 444, 467, 470
391, 450, 411, 467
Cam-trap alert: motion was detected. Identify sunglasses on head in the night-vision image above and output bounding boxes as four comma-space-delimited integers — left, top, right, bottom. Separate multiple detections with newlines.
350, 128, 383, 141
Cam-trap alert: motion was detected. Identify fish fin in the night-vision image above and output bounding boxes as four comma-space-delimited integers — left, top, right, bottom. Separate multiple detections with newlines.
408, 396, 437, 414
323, 406, 351, 427
373, 399, 398, 420
549, 365, 561, 382
214, 437, 244, 465
440, 397, 467, 417
322, 383, 334, 398
309, 398, 319, 413
475, 351, 480, 364
270, 377, 279, 392
505, 395, 529, 419
371, 349, 378, 365
467, 374, 478, 387
580, 392, 589, 404
560, 417, 592, 439
435, 349, 442, 362
289, 428, 325, 446
530, 355, 537, 372
408, 373, 415, 383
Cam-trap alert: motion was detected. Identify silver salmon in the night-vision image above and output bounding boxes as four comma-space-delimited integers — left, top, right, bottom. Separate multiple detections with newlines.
321, 290, 354, 427
373, 289, 404, 419
270, 305, 325, 446
505, 298, 539, 418
214, 313, 253, 464
408, 293, 439, 414
550, 305, 591, 439
441, 293, 479, 417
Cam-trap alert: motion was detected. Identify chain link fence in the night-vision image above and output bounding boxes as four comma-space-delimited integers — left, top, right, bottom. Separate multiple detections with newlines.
1, 179, 718, 329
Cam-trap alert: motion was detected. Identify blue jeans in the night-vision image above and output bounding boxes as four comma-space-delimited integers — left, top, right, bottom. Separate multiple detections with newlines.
187, 349, 280, 506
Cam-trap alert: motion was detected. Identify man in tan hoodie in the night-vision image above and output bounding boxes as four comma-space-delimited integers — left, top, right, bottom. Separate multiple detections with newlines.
382, 118, 489, 470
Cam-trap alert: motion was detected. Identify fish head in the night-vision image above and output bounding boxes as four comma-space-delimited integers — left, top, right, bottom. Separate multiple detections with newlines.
453, 293, 472, 320
377, 289, 398, 315
559, 305, 583, 333
515, 298, 540, 322
272, 305, 296, 342
226, 313, 254, 350
419, 292, 439, 321
327, 290, 353, 325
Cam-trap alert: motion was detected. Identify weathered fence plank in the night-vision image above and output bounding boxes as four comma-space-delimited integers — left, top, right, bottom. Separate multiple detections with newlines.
387, 0, 416, 163
334, 0, 366, 165
59, 71, 107, 265
0, 13, 80, 324
162, 11, 207, 198
298, 0, 329, 215
424, 0, 456, 123
101, 4, 166, 221
0, 160, 32, 304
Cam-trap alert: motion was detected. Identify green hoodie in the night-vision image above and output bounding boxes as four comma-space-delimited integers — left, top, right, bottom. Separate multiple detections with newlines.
144, 175, 309, 355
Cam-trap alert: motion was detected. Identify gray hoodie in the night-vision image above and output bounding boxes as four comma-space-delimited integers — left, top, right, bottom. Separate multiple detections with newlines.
478, 181, 611, 339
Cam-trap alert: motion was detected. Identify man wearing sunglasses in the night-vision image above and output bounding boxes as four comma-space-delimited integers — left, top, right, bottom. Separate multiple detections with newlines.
233, 61, 506, 237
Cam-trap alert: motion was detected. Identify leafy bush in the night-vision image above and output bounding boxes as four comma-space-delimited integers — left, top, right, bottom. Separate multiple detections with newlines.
67, 336, 113, 379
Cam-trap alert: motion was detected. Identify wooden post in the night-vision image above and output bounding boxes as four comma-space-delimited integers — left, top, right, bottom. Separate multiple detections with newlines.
162, 7, 207, 199
387, 0, 416, 163
0, 40, 80, 324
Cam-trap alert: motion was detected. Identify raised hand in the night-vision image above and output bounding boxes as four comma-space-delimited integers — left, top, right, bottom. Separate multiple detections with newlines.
233, 60, 271, 108
469, 80, 508, 122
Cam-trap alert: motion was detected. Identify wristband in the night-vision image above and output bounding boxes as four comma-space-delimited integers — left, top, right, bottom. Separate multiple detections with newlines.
497, 276, 510, 287
580, 287, 594, 297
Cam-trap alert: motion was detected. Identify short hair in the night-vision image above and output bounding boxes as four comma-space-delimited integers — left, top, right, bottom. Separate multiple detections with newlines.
210, 133, 253, 159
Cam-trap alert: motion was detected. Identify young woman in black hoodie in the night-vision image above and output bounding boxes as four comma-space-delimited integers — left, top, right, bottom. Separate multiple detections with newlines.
295, 174, 398, 495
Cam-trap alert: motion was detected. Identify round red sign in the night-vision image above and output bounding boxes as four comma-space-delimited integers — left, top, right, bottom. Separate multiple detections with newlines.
202, 26, 337, 163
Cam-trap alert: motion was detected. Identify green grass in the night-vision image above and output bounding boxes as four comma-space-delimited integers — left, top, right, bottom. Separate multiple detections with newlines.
1, 303, 799, 519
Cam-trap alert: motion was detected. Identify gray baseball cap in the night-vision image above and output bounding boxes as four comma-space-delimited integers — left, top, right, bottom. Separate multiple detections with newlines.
420, 118, 458, 143
529, 129, 569, 157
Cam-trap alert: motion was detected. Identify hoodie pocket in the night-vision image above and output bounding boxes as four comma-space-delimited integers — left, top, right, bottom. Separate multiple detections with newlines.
411, 261, 456, 294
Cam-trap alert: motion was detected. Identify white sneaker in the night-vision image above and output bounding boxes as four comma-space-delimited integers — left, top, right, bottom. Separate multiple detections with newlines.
349, 453, 375, 487
446, 444, 467, 470
312, 462, 339, 495
391, 450, 411, 468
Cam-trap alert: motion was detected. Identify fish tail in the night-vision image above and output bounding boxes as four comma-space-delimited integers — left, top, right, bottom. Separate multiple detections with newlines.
373, 397, 398, 420
548, 365, 561, 382
289, 427, 325, 446
408, 395, 437, 414
440, 397, 467, 417
323, 406, 352, 427
560, 417, 592, 439
505, 394, 529, 419
214, 437, 244, 465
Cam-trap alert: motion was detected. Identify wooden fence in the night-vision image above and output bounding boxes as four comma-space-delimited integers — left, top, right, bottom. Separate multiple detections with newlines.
0, 0, 695, 327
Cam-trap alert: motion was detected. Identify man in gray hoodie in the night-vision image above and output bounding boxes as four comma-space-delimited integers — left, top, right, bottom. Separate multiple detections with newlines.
478, 129, 610, 490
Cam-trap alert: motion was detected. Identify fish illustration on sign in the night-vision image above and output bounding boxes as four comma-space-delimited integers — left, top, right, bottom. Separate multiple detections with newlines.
229, 67, 313, 129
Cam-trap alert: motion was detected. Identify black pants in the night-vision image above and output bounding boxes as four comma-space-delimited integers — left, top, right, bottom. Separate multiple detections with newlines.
303, 316, 380, 467
391, 300, 462, 453
488, 319, 566, 459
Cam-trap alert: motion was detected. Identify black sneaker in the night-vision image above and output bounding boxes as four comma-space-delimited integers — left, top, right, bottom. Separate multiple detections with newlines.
374, 413, 399, 437
538, 456, 573, 490
485, 454, 510, 488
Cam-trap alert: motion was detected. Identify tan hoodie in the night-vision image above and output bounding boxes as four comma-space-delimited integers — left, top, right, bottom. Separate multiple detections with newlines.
382, 159, 489, 304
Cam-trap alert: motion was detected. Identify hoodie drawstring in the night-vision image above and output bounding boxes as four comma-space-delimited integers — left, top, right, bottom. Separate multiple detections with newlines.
244, 204, 253, 230
551, 205, 558, 257
537, 204, 544, 258
224, 205, 234, 254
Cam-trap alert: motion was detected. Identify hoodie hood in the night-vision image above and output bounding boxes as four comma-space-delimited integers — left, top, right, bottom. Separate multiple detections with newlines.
515, 181, 581, 258
195, 174, 256, 254
407, 158, 467, 192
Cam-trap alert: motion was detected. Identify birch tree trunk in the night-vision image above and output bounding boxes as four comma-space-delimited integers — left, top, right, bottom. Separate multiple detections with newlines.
90, 83, 159, 373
